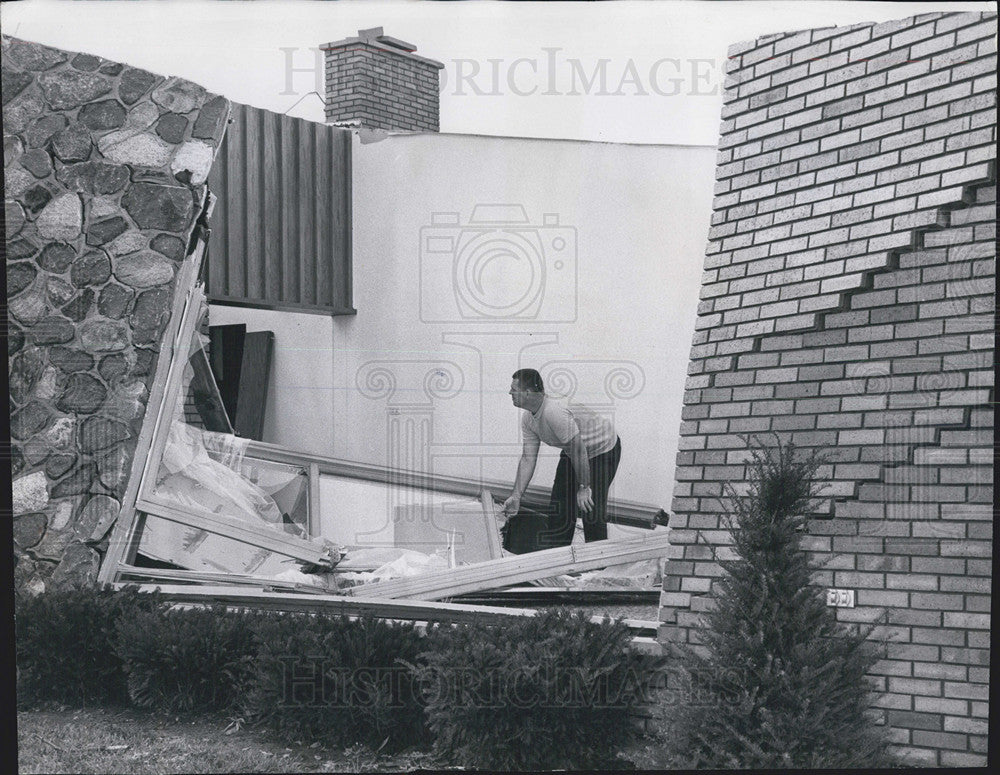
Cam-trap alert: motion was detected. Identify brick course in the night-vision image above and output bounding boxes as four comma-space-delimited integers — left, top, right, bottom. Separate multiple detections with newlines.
322, 32, 442, 132
660, 11, 995, 767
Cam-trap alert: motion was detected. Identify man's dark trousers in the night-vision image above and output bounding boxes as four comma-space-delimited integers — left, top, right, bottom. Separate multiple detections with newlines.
542, 437, 621, 548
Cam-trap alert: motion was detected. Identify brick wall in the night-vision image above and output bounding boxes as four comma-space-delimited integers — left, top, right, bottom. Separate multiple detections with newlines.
660, 11, 995, 767
322, 28, 442, 132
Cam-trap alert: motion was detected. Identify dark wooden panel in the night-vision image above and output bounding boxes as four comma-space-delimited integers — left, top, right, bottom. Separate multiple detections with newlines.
206, 102, 354, 315
208, 324, 246, 424
234, 330, 274, 441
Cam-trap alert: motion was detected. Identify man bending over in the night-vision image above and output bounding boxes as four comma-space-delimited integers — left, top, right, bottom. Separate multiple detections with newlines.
502, 368, 621, 547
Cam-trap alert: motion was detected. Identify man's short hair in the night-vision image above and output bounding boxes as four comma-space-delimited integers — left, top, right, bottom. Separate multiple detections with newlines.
512, 368, 544, 393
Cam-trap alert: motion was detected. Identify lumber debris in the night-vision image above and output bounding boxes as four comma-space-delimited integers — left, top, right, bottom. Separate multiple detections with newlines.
348, 529, 672, 600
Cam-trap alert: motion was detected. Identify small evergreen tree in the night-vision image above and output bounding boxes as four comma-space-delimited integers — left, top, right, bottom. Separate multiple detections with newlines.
663, 437, 894, 769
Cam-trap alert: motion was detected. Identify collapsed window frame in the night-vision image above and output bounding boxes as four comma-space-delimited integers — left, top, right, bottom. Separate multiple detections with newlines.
97, 198, 670, 638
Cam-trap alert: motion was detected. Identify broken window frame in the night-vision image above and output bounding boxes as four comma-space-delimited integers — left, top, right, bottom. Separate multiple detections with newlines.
97, 193, 670, 631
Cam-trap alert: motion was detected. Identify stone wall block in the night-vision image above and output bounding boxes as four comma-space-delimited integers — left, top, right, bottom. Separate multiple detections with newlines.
6, 164, 37, 197
36, 191, 83, 240
38, 242, 77, 272
10, 327, 26, 356
61, 288, 96, 322
51, 124, 93, 163
22, 182, 54, 213
7, 236, 40, 261
9, 346, 46, 404
171, 140, 213, 185
13, 513, 48, 550
12, 471, 49, 515
107, 230, 149, 256
118, 66, 161, 105
122, 182, 195, 231
20, 148, 53, 177
103, 379, 148, 422
71, 53, 102, 72
33, 365, 62, 401
191, 95, 228, 141
151, 77, 208, 114
46, 276, 78, 307
130, 287, 172, 341
79, 318, 130, 352
45, 453, 77, 481
4, 88, 47, 134
6, 200, 26, 236
22, 436, 53, 466
38, 68, 112, 110
56, 160, 130, 195
8, 260, 38, 296
11, 290, 52, 326
3, 69, 34, 104
70, 249, 112, 287
78, 99, 127, 131
98, 352, 130, 384
4, 133, 24, 165
25, 113, 68, 148
49, 460, 96, 498
99, 130, 173, 168
80, 416, 131, 451
56, 373, 107, 414
95, 445, 130, 494
86, 196, 120, 222
86, 215, 129, 246
113, 250, 175, 287
97, 283, 134, 319
149, 233, 185, 260
39, 416, 77, 450
29, 315, 75, 345
50, 543, 101, 589
155, 113, 188, 144
4, 38, 68, 71
72, 495, 120, 541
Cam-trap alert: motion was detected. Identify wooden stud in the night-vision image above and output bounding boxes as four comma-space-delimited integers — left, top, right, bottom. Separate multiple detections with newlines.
350, 530, 672, 600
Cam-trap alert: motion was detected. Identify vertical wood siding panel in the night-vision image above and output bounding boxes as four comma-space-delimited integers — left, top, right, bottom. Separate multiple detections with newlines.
315, 122, 332, 307
298, 120, 316, 305
225, 107, 246, 298
244, 109, 264, 299
206, 102, 351, 312
263, 109, 282, 301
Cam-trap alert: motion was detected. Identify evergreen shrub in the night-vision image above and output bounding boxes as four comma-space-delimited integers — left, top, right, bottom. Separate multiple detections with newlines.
115, 604, 264, 713
408, 608, 666, 771
15, 585, 165, 708
243, 612, 431, 752
662, 437, 894, 769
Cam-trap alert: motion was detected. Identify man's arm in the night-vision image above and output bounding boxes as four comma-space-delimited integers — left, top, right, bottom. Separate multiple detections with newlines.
566, 433, 594, 514
502, 436, 540, 517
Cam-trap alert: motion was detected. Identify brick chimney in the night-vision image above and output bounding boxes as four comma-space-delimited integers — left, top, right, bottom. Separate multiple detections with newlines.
321, 27, 444, 132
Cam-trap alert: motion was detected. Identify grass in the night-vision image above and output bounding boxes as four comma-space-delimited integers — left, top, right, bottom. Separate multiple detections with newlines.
18, 705, 672, 772
17, 708, 446, 774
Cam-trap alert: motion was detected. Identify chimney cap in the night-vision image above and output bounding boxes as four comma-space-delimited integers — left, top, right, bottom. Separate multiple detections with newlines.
321, 27, 443, 68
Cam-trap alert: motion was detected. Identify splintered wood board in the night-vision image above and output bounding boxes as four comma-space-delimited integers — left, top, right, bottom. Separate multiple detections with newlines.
349, 529, 672, 601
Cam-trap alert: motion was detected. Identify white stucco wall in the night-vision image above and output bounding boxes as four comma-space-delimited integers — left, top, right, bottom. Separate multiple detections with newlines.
211, 131, 716, 511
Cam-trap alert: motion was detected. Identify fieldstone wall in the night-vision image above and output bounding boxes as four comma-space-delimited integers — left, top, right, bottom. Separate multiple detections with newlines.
660, 11, 994, 767
5, 36, 230, 593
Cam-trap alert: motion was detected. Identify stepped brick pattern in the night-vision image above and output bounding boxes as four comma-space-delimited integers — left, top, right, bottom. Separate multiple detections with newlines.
322, 27, 443, 132
660, 12, 995, 767
5, 36, 230, 593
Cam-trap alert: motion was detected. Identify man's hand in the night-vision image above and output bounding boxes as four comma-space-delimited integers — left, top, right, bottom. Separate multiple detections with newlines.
502, 494, 521, 518
577, 486, 594, 514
